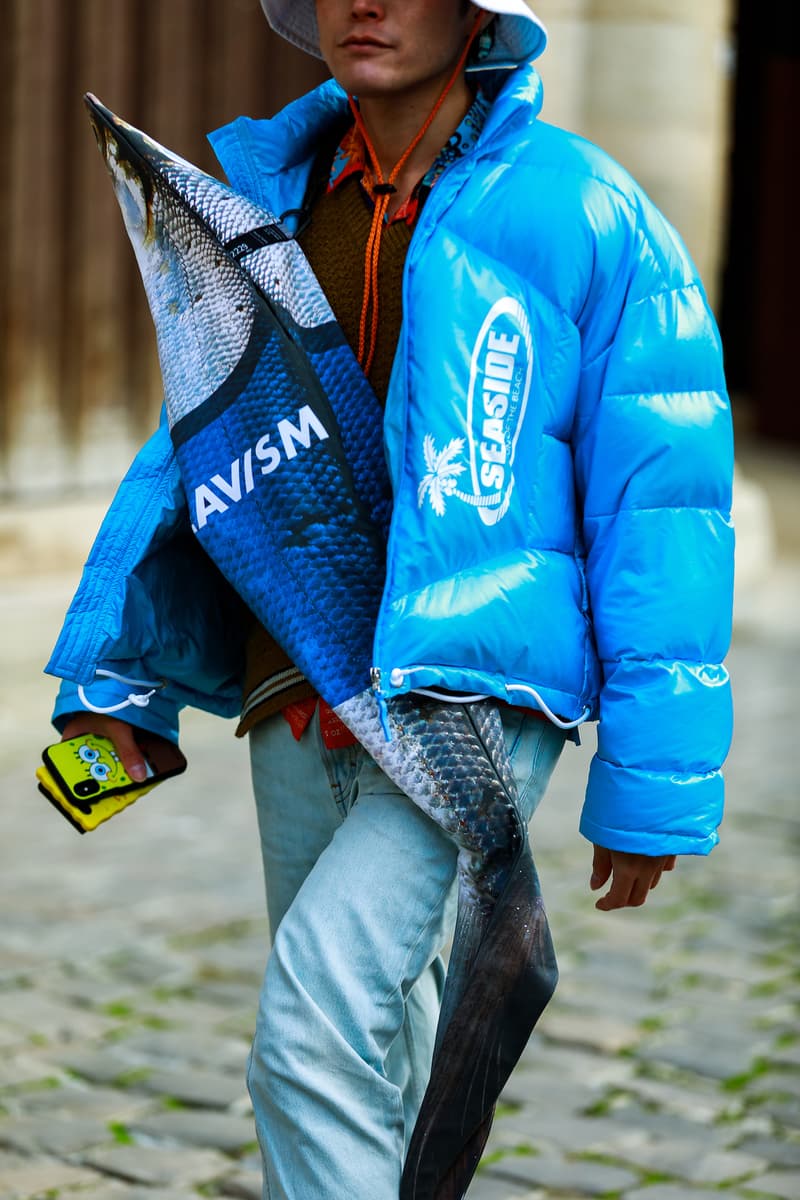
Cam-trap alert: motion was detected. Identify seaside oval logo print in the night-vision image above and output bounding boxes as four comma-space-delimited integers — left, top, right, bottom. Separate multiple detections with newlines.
418, 298, 533, 526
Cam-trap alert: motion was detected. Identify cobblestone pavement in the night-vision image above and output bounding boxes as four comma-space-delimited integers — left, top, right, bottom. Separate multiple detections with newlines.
2, 543, 798, 1198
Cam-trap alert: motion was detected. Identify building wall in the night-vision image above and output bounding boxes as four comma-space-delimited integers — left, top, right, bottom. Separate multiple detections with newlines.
533, 0, 734, 305
0, 0, 325, 501
0, 0, 734, 500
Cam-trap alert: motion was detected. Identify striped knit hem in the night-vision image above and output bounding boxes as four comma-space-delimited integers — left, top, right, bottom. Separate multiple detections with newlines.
235, 667, 315, 738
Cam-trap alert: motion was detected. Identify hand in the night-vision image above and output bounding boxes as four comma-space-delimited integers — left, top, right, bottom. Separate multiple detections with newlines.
590, 844, 677, 911
60, 714, 150, 782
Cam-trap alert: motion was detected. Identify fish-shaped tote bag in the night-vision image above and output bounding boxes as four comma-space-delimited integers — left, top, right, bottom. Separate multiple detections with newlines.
87, 95, 557, 1200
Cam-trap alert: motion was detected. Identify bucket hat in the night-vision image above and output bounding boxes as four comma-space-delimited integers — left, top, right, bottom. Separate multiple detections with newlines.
258, 1, 547, 70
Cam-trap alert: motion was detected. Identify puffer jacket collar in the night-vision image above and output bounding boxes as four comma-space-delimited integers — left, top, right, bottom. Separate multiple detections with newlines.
208, 65, 545, 224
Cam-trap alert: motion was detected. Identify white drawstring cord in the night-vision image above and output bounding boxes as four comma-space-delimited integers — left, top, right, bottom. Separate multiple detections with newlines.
506, 683, 590, 729
412, 688, 489, 704
77, 669, 165, 716
388, 666, 590, 729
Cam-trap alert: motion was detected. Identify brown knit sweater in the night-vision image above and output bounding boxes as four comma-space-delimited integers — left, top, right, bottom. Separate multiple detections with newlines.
236, 174, 413, 736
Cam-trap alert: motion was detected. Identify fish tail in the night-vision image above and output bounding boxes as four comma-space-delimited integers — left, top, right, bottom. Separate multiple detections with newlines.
423, 1108, 494, 1200
401, 848, 558, 1199
432, 866, 492, 1060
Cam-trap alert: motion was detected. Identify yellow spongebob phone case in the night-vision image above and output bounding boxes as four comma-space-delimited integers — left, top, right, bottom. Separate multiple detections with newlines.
36, 732, 185, 833
36, 764, 155, 832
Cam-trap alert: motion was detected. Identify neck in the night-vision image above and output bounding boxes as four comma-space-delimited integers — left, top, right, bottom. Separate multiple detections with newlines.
357, 74, 474, 203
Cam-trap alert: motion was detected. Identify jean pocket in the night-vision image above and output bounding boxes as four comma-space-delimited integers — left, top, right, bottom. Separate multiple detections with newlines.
321, 741, 366, 819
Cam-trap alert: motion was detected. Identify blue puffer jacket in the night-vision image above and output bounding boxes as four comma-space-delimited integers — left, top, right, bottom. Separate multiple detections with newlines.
48, 65, 734, 856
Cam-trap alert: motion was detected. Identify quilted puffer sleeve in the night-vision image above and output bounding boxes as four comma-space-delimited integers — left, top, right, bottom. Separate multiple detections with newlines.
45, 418, 248, 730
572, 185, 734, 857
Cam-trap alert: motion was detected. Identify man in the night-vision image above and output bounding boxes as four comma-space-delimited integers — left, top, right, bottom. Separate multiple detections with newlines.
48, 1, 734, 1195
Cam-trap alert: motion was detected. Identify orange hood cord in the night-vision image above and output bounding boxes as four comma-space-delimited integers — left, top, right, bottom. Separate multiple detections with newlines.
348, 10, 484, 377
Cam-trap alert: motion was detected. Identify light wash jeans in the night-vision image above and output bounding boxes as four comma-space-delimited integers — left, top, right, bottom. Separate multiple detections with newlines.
247, 706, 566, 1200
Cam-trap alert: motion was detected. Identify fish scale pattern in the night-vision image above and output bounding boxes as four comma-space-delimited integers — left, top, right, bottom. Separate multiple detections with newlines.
175, 306, 388, 708
305, 343, 392, 536
90, 99, 559, 1199
152, 151, 393, 543
103, 110, 392, 703
339, 692, 523, 873
159, 163, 338, 340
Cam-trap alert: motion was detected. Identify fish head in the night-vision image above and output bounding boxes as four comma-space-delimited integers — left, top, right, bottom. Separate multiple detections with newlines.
85, 94, 265, 429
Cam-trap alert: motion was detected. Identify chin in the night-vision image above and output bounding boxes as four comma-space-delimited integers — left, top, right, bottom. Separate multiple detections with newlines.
328, 55, 404, 99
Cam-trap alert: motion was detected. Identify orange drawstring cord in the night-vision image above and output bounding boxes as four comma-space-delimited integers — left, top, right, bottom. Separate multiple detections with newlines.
349, 10, 484, 377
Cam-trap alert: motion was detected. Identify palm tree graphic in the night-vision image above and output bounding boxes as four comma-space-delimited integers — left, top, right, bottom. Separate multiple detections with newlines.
417, 434, 502, 516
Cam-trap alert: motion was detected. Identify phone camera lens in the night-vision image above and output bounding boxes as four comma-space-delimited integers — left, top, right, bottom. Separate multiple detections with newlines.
74, 779, 101, 798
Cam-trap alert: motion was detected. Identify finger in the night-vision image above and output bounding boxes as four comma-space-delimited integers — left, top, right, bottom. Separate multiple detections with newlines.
663, 855, 677, 872
626, 876, 652, 907
595, 869, 635, 911
61, 719, 149, 783
107, 729, 149, 782
649, 868, 663, 890
112, 729, 149, 787
590, 845, 613, 891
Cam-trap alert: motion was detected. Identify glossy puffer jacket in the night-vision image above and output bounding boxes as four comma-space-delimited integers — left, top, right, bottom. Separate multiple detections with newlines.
48, 65, 734, 856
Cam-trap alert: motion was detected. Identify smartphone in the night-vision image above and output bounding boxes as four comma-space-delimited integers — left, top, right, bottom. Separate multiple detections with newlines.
36, 732, 187, 834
